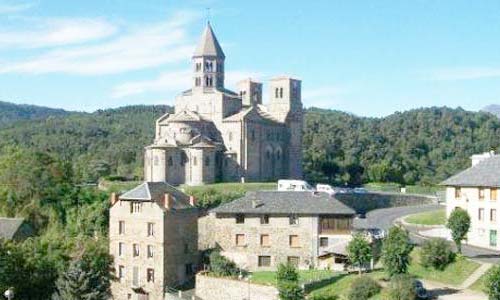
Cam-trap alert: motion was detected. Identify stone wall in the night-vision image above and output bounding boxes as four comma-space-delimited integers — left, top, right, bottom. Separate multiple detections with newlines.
335, 192, 437, 213
195, 274, 278, 300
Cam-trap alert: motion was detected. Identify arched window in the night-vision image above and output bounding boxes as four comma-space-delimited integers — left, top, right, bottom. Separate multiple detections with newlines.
195, 77, 201, 87
266, 150, 271, 160
275, 88, 279, 98
276, 150, 281, 160
205, 156, 210, 166
168, 156, 173, 166
280, 87, 284, 98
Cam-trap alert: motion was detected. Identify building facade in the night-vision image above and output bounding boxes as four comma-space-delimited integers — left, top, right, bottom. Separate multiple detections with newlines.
144, 23, 303, 186
109, 182, 198, 300
199, 191, 356, 271
442, 151, 500, 250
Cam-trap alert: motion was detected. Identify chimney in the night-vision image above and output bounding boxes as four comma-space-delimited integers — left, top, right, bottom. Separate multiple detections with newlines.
110, 193, 118, 205
189, 195, 197, 207
164, 193, 174, 210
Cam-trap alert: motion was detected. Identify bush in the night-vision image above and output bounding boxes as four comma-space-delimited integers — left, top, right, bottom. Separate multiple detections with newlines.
485, 265, 500, 300
347, 276, 381, 300
278, 281, 305, 300
420, 238, 454, 270
382, 226, 414, 277
277, 263, 299, 283
309, 295, 338, 300
387, 274, 416, 300
208, 251, 240, 277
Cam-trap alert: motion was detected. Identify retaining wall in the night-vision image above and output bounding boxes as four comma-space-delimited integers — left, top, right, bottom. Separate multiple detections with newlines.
195, 273, 278, 300
335, 192, 437, 213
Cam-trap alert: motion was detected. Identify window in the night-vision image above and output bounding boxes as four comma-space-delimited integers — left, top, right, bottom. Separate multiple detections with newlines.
119, 242, 124, 257
147, 268, 154, 283
287, 256, 299, 267
147, 223, 155, 237
260, 215, 270, 225
455, 187, 462, 199
479, 208, 485, 221
119, 221, 125, 235
275, 88, 279, 98
118, 265, 125, 281
279, 87, 283, 98
236, 234, 246, 246
289, 215, 299, 225
289, 235, 300, 248
205, 156, 210, 167
236, 214, 245, 224
320, 237, 329, 247
492, 188, 498, 201
258, 256, 271, 267
131, 201, 142, 213
195, 62, 201, 72
479, 188, 485, 200
133, 244, 140, 257
195, 77, 201, 87
260, 234, 270, 247
319, 217, 353, 234
147, 245, 154, 258
491, 209, 497, 222
133, 266, 139, 286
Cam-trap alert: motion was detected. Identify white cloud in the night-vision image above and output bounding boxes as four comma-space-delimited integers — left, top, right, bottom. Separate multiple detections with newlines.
112, 69, 264, 98
0, 11, 201, 75
303, 86, 345, 108
0, 1, 34, 14
429, 67, 500, 81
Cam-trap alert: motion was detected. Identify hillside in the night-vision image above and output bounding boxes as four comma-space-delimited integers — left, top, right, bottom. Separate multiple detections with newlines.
0, 100, 74, 127
0, 103, 499, 185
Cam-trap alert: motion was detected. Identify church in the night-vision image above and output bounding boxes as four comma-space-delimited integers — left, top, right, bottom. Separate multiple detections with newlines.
144, 23, 303, 186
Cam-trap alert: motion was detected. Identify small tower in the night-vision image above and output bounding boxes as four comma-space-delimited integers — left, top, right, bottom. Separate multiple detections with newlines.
192, 22, 225, 90
237, 78, 262, 107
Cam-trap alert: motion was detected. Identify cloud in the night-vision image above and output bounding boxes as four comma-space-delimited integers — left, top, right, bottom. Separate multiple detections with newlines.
112, 69, 264, 98
428, 67, 500, 81
0, 1, 34, 14
0, 11, 201, 75
303, 86, 345, 108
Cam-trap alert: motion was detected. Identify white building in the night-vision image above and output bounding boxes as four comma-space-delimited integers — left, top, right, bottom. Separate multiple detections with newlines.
442, 151, 500, 249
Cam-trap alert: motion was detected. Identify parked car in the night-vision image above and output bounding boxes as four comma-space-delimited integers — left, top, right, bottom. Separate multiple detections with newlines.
354, 187, 368, 194
316, 184, 336, 195
366, 228, 386, 239
277, 180, 315, 192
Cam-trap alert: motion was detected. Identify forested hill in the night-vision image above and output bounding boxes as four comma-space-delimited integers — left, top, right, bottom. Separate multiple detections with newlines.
0, 103, 499, 186
0, 100, 74, 127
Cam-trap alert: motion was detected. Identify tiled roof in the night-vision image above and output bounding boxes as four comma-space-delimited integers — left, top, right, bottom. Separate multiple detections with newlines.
193, 23, 225, 59
119, 182, 191, 209
223, 106, 281, 123
212, 191, 355, 215
0, 218, 28, 239
441, 155, 500, 187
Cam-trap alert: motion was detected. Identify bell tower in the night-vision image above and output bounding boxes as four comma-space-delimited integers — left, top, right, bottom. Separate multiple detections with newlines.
192, 22, 225, 90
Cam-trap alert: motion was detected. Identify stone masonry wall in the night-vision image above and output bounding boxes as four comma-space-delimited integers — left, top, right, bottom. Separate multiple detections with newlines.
195, 274, 278, 300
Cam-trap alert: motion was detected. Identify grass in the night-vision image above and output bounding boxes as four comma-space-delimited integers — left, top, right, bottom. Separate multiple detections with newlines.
408, 248, 481, 286
405, 209, 446, 226
364, 182, 444, 195
470, 266, 492, 293
250, 269, 337, 286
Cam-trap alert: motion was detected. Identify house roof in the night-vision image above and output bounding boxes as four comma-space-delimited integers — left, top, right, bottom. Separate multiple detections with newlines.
441, 155, 500, 187
0, 218, 27, 239
119, 182, 191, 209
193, 22, 225, 59
212, 191, 355, 215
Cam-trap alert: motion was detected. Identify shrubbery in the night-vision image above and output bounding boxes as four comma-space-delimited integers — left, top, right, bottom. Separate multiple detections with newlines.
382, 226, 414, 277
276, 263, 305, 300
485, 265, 500, 300
387, 274, 416, 300
420, 238, 454, 270
309, 295, 338, 300
208, 251, 240, 277
347, 276, 381, 300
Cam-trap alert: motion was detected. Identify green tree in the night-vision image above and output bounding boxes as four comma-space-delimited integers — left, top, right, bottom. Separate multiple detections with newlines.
420, 238, 454, 270
277, 263, 299, 282
276, 263, 305, 300
446, 208, 471, 254
347, 233, 372, 274
387, 274, 416, 300
209, 251, 239, 277
484, 265, 500, 300
53, 260, 101, 300
382, 226, 414, 277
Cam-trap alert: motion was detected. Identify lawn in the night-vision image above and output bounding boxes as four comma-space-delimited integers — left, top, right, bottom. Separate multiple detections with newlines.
405, 209, 446, 226
364, 182, 444, 195
470, 266, 491, 293
408, 248, 481, 286
250, 269, 337, 286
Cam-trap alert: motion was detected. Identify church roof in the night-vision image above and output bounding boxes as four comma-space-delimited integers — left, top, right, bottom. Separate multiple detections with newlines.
193, 22, 225, 59
190, 135, 216, 148
119, 182, 192, 209
223, 106, 281, 123
165, 110, 210, 123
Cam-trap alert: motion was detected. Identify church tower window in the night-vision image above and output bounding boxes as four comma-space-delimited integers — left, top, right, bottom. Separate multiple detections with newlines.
195, 63, 202, 72
280, 87, 284, 98
275, 88, 279, 98
195, 77, 201, 87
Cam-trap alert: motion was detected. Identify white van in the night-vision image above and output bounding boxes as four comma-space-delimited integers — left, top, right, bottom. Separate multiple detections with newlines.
277, 180, 315, 192
316, 184, 336, 195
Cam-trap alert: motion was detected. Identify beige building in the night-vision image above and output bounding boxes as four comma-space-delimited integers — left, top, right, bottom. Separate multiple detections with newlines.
199, 191, 356, 271
109, 182, 198, 300
144, 23, 303, 186
442, 151, 500, 249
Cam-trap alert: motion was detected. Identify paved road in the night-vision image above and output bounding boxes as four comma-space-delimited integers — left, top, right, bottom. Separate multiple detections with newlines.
358, 204, 500, 264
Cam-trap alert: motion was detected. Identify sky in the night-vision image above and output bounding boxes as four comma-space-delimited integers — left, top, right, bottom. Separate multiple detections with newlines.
1, 0, 500, 117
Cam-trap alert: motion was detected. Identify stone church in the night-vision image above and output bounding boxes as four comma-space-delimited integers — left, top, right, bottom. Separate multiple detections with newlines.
144, 23, 303, 186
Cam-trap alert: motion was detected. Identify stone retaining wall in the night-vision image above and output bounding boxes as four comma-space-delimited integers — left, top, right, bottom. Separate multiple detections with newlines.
195, 274, 278, 300
335, 192, 437, 213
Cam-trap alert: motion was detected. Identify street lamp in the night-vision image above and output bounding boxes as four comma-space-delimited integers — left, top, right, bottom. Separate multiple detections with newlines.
4, 288, 14, 300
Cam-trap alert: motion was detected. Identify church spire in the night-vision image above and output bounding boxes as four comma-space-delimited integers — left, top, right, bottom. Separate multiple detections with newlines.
193, 22, 225, 59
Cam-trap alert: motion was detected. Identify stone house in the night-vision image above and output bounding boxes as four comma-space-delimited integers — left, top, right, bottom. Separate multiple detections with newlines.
199, 191, 356, 271
442, 151, 500, 249
144, 23, 303, 186
109, 182, 198, 300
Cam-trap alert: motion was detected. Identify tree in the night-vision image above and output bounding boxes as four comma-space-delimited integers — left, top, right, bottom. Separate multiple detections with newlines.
277, 263, 299, 282
347, 233, 373, 274
484, 265, 500, 300
420, 238, 454, 270
209, 251, 239, 277
382, 226, 414, 277
446, 207, 471, 254
53, 260, 101, 300
387, 274, 416, 300
276, 263, 305, 300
